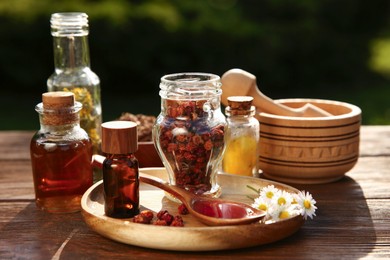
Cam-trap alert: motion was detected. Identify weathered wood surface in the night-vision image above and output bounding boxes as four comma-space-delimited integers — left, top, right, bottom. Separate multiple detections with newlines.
0, 126, 389, 259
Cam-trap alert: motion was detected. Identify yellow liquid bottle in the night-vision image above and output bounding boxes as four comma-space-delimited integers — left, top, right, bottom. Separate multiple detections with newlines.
222, 96, 259, 177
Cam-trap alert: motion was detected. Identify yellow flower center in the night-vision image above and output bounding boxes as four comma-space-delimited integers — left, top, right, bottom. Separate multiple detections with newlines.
266, 192, 274, 199
258, 204, 268, 211
278, 197, 286, 205
279, 210, 290, 219
304, 200, 311, 209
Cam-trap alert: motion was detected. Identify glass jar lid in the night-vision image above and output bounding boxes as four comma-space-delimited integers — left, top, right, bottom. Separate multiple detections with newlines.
159, 73, 222, 100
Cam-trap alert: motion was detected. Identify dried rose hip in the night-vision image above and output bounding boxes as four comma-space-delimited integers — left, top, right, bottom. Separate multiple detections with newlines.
157, 210, 174, 225
157, 210, 169, 219
139, 210, 154, 222
170, 216, 184, 227
178, 203, 189, 215
133, 214, 152, 224
133, 209, 186, 227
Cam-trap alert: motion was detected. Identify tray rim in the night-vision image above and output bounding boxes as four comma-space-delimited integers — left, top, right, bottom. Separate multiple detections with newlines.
81, 167, 305, 251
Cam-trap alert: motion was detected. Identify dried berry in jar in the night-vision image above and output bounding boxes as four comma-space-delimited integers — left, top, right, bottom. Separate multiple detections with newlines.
153, 73, 226, 199
156, 100, 225, 195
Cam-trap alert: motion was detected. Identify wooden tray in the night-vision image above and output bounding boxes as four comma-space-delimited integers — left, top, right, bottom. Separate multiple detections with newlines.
81, 168, 305, 251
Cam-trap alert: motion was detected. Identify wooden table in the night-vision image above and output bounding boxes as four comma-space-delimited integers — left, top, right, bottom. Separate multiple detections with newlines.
1, 126, 389, 259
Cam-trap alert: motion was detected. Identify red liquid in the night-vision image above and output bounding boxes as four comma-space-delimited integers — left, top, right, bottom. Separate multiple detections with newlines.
192, 200, 252, 219
103, 155, 139, 218
30, 138, 93, 213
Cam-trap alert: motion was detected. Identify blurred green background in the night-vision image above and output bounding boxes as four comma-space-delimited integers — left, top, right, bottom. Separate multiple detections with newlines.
1, 0, 389, 130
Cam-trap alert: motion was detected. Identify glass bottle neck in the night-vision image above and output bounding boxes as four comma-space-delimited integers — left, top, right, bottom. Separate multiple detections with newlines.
52, 35, 90, 71
39, 121, 81, 135
50, 12, 91, 71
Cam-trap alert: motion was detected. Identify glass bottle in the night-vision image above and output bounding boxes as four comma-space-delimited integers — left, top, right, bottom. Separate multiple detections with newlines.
47, 12, 102, 155
153, 73, 226, 200
30, 92, 93, 213
102, 121, 140, 218
222, 96, 260, 177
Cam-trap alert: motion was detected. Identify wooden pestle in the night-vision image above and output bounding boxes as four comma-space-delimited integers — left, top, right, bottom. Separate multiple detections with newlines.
221, 69, 333, 117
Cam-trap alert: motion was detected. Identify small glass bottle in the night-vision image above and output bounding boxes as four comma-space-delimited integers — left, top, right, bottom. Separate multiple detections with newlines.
222, 96, 260, 177
153, 73, 226, 199
101, 121, 140, 218
47, 12, 102, 155
30, 92, 93, 213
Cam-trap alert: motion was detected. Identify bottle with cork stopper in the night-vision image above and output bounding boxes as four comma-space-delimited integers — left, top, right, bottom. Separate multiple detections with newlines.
101, 121, 140, 218
222, 96, 260, 177
30, 91, 93, 213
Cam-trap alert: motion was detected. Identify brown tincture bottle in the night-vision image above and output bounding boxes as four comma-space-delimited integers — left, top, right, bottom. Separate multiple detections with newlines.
102, 121, 140, 218
30, 92, 93, 213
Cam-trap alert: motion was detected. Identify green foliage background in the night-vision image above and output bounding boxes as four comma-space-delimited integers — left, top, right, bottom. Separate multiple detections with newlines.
0, 0, 389, 129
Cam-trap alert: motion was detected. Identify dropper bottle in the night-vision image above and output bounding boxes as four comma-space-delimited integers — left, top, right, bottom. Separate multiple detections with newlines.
101, 121, 140, 218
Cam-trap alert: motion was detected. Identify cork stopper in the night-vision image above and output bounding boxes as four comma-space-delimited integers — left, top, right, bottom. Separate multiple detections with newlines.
226, 96, 255, 116
42, 91, 75, 109
38, 91, 80, 125
101, 121, 138, 154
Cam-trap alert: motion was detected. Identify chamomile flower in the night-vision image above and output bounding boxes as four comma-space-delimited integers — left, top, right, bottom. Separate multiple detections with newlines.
272, 190, 293, 207
294, 190, 317, 220
268, 204, 294, 222
252, 197, 272, 219
249, 184, 317, 222
260, 185, 279, 201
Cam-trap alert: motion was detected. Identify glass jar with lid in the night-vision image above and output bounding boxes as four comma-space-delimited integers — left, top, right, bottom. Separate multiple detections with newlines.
153, 73, 226, 199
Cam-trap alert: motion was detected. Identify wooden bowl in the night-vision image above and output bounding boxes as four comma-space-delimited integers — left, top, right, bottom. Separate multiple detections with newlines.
135, 141, 163, 168
257, 98, 361, 184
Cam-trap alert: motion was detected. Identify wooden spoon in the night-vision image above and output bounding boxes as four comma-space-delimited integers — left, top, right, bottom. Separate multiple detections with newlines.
92, 155, 266, 226
221, 68, 333, 117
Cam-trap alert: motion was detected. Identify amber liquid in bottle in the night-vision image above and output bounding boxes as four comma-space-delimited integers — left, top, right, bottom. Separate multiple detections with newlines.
30, 137, 93, 213
103, 154, 140, 218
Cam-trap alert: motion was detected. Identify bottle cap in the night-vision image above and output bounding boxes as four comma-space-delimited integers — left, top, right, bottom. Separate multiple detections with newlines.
101, 121, 138, 154
226, 96, 255, 116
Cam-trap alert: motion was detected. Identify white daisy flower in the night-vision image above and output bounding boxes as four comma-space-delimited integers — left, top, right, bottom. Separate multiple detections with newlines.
272, 189, 293, 207
295, 190, 317, 220
260, 185, 280, 201
268, 204, 295, 222
250, 185, 317, 222
252, 197, 272, 219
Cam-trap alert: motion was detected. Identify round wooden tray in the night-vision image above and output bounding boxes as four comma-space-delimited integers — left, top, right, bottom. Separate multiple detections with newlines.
81, 168, 305, 251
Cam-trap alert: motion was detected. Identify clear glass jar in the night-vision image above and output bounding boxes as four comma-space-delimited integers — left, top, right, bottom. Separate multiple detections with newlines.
153, 73, 226, 199
222, 96, 259, 177
47, 12, 102, 155
30, 92, 93, 213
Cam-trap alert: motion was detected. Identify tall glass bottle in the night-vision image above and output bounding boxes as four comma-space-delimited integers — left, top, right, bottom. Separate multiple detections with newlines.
47, 12, 102, 155
30, 92, 93, 213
